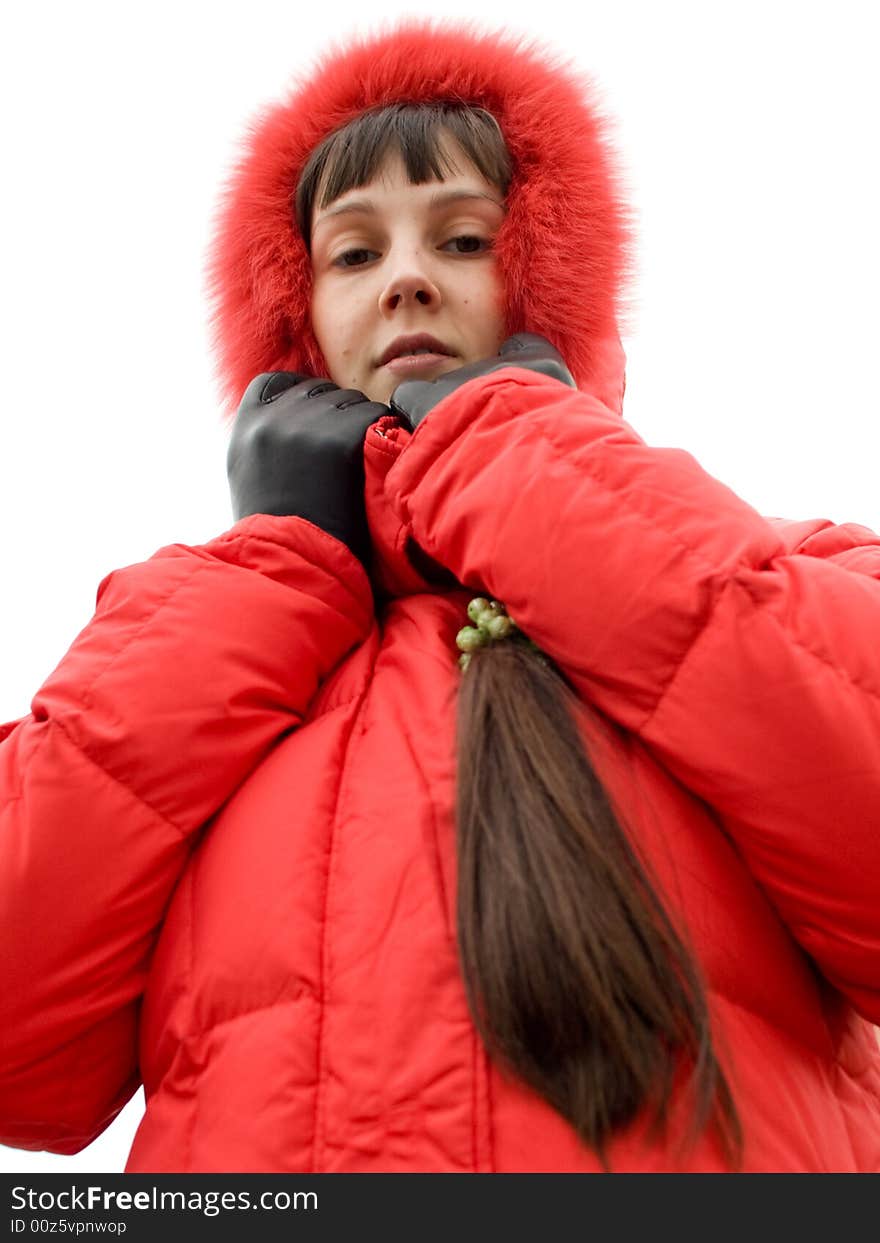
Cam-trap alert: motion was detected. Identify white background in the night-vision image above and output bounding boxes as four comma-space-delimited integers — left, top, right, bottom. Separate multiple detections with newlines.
2, 0, 878, 1173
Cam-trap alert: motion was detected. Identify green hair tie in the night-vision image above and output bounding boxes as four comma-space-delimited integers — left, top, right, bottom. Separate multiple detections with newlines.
456, 597, 546, 671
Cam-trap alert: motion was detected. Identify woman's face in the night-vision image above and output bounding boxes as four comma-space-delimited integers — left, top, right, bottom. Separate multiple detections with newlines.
309, 137, 508, 405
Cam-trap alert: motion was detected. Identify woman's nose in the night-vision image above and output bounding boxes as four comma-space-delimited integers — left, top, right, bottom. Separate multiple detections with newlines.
379, 263, 442, 314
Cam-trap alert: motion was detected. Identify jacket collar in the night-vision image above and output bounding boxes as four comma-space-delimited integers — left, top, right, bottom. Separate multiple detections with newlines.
363, 415, 455, 601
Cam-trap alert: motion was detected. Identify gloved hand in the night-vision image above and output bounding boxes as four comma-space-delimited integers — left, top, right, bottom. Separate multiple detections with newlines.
388, 332, 576, 431
227, 373, 388, 569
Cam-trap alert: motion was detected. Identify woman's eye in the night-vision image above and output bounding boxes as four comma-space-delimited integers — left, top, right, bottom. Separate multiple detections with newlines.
445, 235, 489, 254
334, 248, 374, 268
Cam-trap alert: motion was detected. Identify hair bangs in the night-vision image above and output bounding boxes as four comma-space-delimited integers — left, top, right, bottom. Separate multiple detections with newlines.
295, 104, 513, 250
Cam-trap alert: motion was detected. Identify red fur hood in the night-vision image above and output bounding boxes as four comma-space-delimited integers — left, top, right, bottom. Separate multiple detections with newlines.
206, 18, 635, 418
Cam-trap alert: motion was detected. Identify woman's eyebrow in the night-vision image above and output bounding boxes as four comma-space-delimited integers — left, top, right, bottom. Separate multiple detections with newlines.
314, 188, 505, 229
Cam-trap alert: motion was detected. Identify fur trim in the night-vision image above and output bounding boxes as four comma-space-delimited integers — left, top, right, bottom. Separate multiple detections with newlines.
205, 17, 636, 418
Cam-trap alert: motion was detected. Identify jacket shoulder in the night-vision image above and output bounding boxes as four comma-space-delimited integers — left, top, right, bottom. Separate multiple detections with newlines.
766, 516, 880, 576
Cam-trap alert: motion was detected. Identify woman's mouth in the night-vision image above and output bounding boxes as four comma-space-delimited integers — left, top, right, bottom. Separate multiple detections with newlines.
383, 353, 454, 376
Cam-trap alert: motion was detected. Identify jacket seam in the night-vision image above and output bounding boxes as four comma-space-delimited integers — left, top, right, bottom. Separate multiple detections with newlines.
92, 546, 368, 718
310, 685, 371, 1173
210, 523, 356, 569
46, 715, 187, 839
397, 707, 485, 1168
367, 434, 405, 463
732, 570, 880, 702
305, 682, 377, 723
82, 570, 197, 712
1, 715, 49, 804
215, 525, 373, 616
641, 573, 880, 737
180, 993, 315, 1046
397, 717, 452, 942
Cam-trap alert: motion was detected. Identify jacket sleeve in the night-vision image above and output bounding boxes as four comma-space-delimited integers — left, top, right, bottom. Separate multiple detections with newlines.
0, 513, 373, 1153
384, 368, 880, 1021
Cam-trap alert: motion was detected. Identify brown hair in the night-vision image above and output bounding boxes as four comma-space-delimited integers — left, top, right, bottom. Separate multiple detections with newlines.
296, 104, 742, 1169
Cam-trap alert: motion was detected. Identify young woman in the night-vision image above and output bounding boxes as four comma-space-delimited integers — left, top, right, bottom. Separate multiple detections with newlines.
2, 19, 879, 1173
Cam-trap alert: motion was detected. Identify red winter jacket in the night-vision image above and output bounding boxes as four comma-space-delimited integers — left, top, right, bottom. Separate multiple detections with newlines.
2, 20, 880, 1172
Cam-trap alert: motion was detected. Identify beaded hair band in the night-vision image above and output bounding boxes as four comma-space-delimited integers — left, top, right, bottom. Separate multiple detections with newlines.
456, 597, 547, 671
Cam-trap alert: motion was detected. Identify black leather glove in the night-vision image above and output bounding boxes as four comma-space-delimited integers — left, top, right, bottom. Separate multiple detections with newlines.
388, 333, 576, 431
227, 373, 387, 569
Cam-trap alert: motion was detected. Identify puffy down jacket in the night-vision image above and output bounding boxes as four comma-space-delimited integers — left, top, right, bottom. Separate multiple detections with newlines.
2, 19, 880, 1171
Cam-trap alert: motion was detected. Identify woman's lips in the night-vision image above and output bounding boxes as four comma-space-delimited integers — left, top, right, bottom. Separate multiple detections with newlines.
383, 353, 454, 376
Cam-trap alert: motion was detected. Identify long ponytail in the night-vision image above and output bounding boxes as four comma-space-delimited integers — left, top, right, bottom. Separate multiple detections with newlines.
454, 636, 743, 1169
